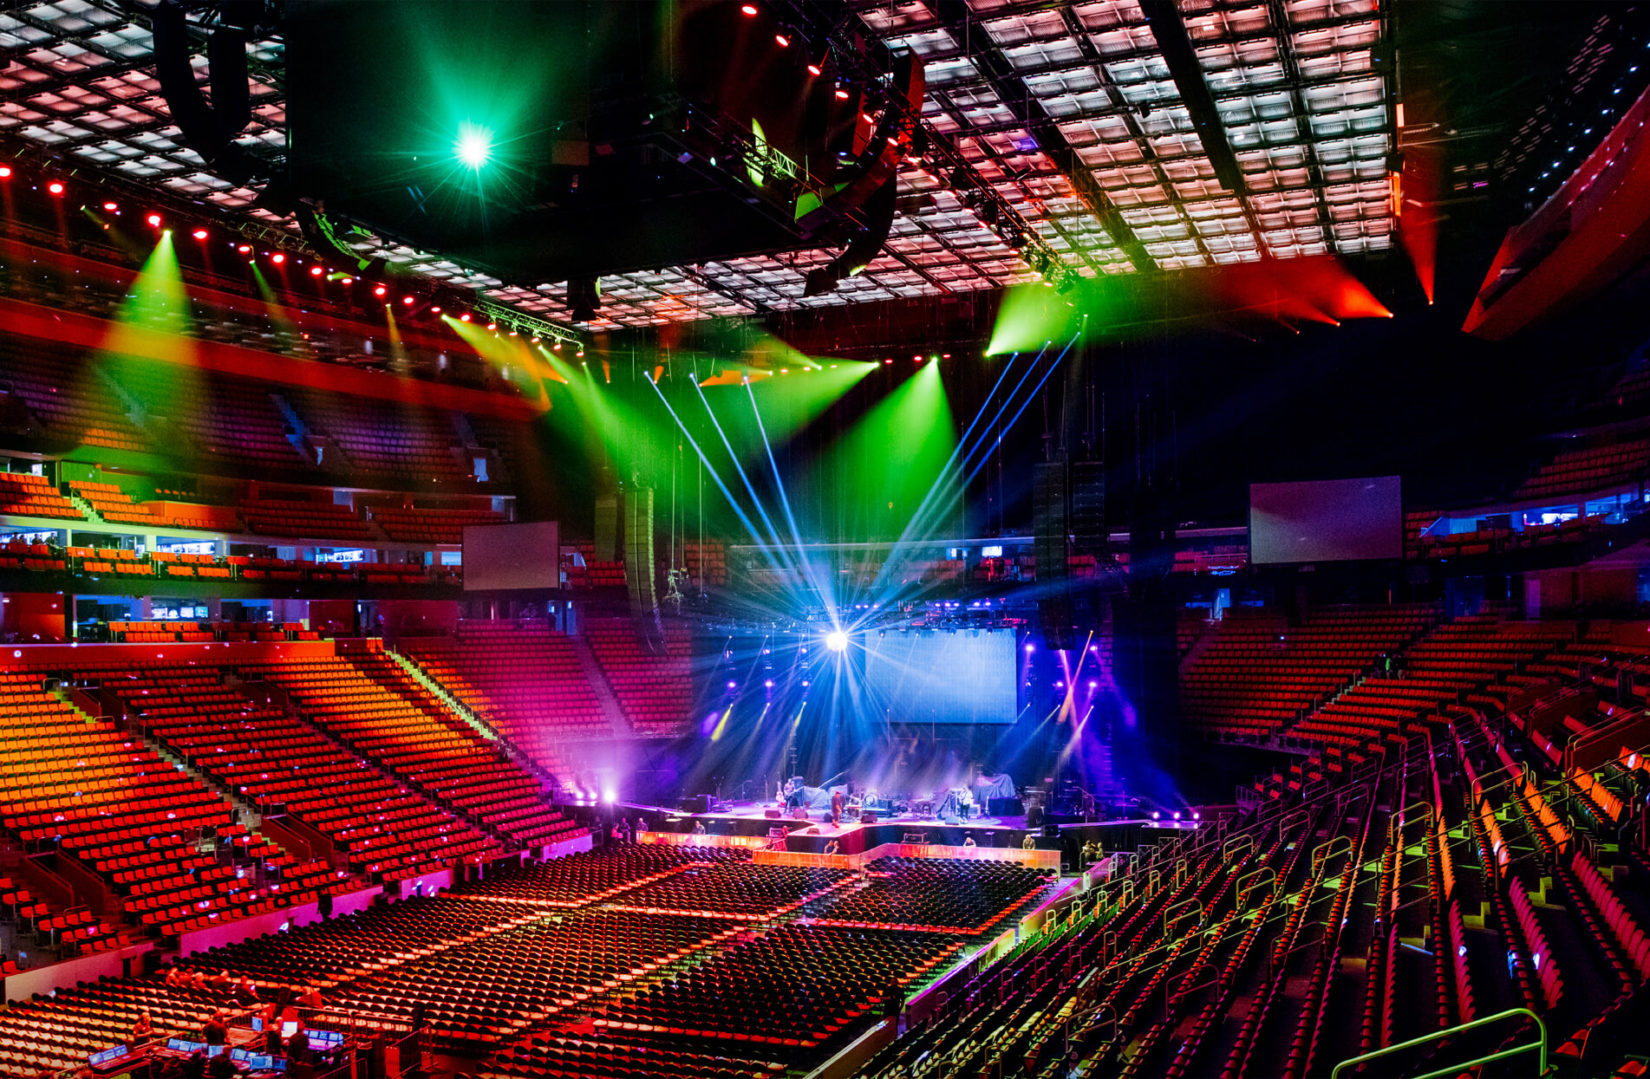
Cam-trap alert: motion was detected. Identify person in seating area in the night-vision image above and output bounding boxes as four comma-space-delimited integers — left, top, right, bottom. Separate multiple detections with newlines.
202, 1009, 228, 1046
129, 1009, 154, 1047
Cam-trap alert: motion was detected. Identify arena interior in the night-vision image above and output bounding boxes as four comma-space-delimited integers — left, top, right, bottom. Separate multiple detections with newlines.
1, 1, 1650, 1076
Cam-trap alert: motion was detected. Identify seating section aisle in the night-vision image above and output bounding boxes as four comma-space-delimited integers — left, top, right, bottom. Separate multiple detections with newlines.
1290, 614, 1576, 748
287, 389, 473, 484
584, 617, 694, 737
314, 646, 585, 849
399, 622, 615, 768
1180, 604, 1436, 740
105, 363, 310, 474
76, 660, 459, 885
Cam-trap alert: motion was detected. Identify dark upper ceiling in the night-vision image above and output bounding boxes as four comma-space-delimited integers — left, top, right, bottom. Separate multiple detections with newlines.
0, 0, 1627, 337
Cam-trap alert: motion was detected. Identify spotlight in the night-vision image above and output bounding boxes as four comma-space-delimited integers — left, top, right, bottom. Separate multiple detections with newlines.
739, 2, 757, 13
552, 340, 562, 350
825, 629, 848, 653
459, 311, 472, 322
309, 264, 324, 277
402, 295, 416, 305
103, 201, 119, 212
0, 165, 11, 179
47, 180, 65, 196
431, 305, 442, 314
191, 228, 208, 240
146, 213, 163, 228
1024, 643, 1035, 653
455, 123, 492, 170
834, 82, 851, 101
270, 251, 285, 264
373, 285, 388, 298
486, 322, 497, 332
774, 28, 791, 47
236, 243, 252, 254
807, 45, 827, 77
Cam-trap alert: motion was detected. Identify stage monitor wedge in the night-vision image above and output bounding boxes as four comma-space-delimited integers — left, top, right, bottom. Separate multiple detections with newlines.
1249, 476, 1402, 565
462, 521, 561, 591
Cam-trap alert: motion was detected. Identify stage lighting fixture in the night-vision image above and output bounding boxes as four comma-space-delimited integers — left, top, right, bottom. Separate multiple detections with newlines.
237, 243, 252, 253
270, 251, 285, 264
191, 228, 209, 240
486, 322, 497, 331
739, 2, 757, 13
47, 180, 65, 196
310, 264, 324, 277
459, 311, 472, 322
774, 28, 791, 47
373, 284, 388, 298
825, 629, 848, 653
0, 166, 11, 179
145, 212, 164, 228
431, 305, 442, 315
455, 123, 493, 170
402, 295, 415, 306
102, 201, 119, 212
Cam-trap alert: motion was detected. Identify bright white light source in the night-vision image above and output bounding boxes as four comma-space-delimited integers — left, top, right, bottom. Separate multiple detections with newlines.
456, 124, 493, 169
825, 629, 849, 653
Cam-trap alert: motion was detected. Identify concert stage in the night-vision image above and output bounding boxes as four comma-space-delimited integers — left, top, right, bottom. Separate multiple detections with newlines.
621, 798, 1205, 863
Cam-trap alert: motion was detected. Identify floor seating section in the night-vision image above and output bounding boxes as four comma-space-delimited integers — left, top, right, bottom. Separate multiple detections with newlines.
810, 857, 1054, 935
372, 505, 505, 544
1515, 437, 1650, 500
605, 862, 854, 921
1180, 604, 1438, 739
0, 977, 225, 1076
0, 471, 83, 519
399, 622, 615, 767
584, 617, 694, 737
451, 845, 749, 909
0, 667, 332, 939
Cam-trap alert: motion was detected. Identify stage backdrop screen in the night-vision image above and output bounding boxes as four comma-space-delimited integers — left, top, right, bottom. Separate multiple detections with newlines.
862, 629, 1017, 724
462, 522, 560, 591
1249, 476, 1402, 564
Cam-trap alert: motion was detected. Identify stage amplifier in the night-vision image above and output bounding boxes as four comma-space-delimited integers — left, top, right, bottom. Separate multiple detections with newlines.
680, 794, 709, 815
860, 811, 878, 824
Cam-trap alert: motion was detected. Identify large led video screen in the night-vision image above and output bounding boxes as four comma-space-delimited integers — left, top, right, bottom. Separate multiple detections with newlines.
462, 521, 561, 591
1249, 476, 1402, 565
861, 629, 1017, 724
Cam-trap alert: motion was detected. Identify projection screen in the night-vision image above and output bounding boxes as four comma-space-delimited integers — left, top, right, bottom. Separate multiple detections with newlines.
462, 521, 561, 591
1249, 476, 1402, 564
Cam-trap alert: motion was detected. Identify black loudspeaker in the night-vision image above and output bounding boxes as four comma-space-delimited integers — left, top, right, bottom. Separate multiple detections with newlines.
1025, 804, 1045, 829
680, 794, 709, 814
764, 808, 782, 819
988, 797, 1023, 818
1042, 822, 1061, 839
1032, 463, 1067, 582
860, 811, 878, 824
594, 494, 619, 562
1069, 460, 1106, 557
624, 487, 657, 613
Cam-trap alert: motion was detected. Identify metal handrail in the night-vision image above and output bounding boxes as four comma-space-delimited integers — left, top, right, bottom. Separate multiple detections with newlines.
1328, 1007, 1546, 1079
